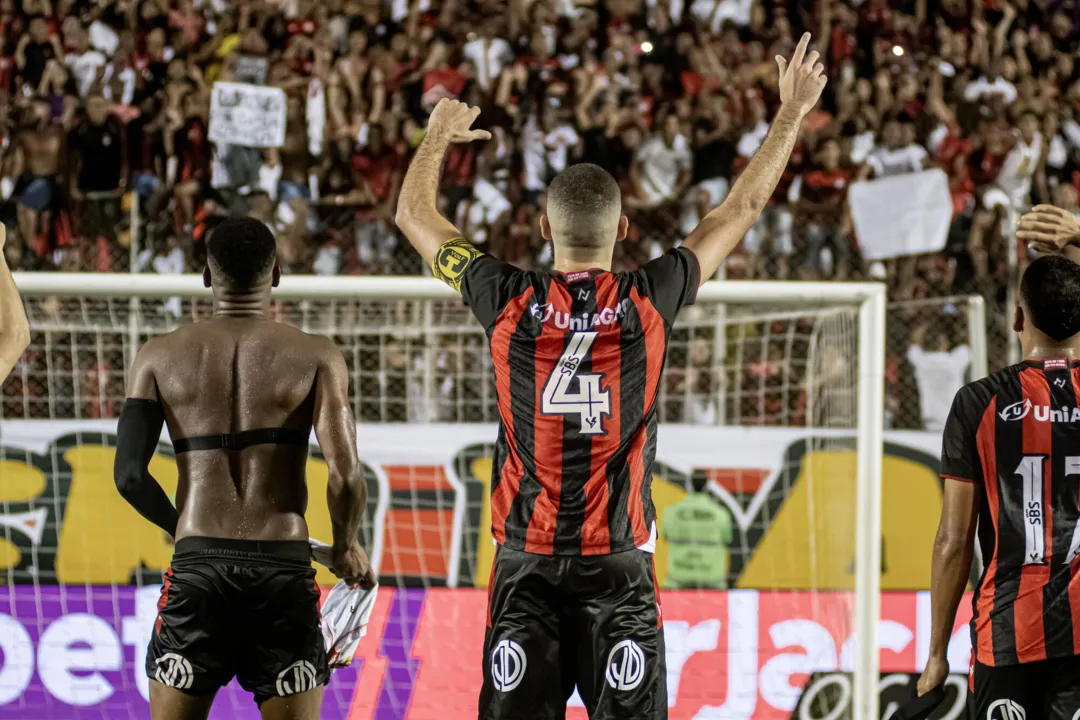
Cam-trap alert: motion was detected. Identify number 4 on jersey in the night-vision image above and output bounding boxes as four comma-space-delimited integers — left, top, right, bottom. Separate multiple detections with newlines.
541, 331, 612, 435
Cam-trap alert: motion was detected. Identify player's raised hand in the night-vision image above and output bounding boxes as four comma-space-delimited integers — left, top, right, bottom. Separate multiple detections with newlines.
1017, 204, 1080, 255
331, 542, 377, 589
427, 98, 492, 144
776, 33, 828, 117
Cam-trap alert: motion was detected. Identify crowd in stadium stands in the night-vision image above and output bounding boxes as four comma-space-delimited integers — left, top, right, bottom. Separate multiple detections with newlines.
0, 0, 1073, 428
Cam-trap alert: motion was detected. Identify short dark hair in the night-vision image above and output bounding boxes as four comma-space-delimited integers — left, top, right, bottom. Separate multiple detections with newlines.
546, 163, 622, 249
1021, 255, 1080, 342
207, 217, 277, 287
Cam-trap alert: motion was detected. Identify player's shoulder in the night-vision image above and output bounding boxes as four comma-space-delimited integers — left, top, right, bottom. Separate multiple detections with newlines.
952, 363, 1025, 419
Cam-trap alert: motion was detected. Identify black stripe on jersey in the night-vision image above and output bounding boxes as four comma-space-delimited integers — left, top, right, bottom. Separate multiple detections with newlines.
503, 285, 543, 546
992, 368, 1023, 666
607, 281, 645, 552
1043, 365, 1078, 658
553, 277, 600, 550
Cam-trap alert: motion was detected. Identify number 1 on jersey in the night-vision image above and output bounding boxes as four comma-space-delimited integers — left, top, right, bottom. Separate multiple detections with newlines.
541, 331, 612, 435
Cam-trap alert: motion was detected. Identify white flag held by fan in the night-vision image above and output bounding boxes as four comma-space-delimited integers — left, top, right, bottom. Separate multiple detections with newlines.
849, 169, 953, 261
309, 539, 379, 668
209, 81, 287, 148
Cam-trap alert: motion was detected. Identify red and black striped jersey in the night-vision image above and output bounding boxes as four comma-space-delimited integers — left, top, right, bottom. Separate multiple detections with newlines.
942, 359, 1080, 667
438, 241, 700, 556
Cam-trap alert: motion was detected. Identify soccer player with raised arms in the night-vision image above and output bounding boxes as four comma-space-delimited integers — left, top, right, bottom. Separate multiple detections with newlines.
397, 33, 826, 720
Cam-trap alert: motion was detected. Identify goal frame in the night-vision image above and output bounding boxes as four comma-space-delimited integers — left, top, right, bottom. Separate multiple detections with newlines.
12, 272, 887, 720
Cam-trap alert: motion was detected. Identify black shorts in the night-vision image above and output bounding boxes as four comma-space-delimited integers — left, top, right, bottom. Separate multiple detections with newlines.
479, 546, 666, 720
146, 537, 329, 705
970, 656, 1080, 720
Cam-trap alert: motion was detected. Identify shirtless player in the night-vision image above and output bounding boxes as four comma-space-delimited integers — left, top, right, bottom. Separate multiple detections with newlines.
113, 217, 374, 720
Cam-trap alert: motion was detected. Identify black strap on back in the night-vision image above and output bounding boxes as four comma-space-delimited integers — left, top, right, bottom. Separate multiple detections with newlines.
172, 427, 310, 454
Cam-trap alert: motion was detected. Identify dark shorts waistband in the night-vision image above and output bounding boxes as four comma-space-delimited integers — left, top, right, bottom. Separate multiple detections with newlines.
173, 536, 312, 565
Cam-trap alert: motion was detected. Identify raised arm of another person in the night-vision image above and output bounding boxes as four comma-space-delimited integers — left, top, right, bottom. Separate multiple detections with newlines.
395, 98, 492, 266
0, 225, 29, 379
682, 32, 827, 282
113, 339, 180, 538
312, 336, 375, 589
1017, 204, 1080, 264
917, 388, 983, 696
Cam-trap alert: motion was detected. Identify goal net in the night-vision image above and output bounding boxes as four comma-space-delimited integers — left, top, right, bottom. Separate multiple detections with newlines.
1, 273, 886, 720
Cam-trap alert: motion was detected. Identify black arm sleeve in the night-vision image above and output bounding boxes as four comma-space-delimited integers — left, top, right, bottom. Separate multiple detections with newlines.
636, 246, 701, 326
940, 387, 985, 484
433, 238, 530, 331
114, 398, 179, 537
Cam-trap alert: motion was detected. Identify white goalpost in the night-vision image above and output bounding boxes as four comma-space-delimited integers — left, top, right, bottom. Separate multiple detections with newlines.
5, 273, 887, 720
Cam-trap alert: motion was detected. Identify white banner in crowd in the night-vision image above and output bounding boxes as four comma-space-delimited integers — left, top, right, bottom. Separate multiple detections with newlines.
849, 169, 953, 261
209, 82, 287, 148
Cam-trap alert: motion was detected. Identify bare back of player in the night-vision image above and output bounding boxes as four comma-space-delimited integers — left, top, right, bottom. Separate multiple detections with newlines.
114, 218, 373, 720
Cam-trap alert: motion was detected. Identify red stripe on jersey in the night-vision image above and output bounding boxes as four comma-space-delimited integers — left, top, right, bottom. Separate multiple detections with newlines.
626, 425, 650, 545
975, 396, 998, 666
1016, 367, 1051, 663
156, 568, 174, 634
582, 276, 622, 553
1071, 367, 1080, 657
489, 290, 535, 546
626, 289, 666, 546
525, 284, 573, 555
630, 288, 665, 412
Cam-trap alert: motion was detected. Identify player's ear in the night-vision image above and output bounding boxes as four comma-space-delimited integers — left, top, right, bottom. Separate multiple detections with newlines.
539, 213, 552, 242
271, 263, 281, 288
616, 216, 629, 243
1014, 305, 1024, 334
202, 266, 211, 288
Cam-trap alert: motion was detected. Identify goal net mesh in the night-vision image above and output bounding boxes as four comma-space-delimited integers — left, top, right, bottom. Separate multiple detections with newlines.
0, 288, 868, 719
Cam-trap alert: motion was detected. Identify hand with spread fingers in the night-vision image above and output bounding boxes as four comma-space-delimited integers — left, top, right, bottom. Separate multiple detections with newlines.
426, 98, 493, 145
1017, 204, 1080, 257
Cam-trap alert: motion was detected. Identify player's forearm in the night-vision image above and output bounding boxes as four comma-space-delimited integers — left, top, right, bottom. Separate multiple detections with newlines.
0, 254, 29, 379
114, 398, 178, 537
116, 471, 180, 537
727, 103, 802, 215
683, 103, 804, 279
927, 527, 973, 660
395, 129, 462, 265
327, 465, 366, 549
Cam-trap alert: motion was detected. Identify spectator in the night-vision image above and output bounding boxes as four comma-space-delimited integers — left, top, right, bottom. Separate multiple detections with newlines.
859, 117, 928, 180
798, 137, 852, 278
907, 323, 971, 432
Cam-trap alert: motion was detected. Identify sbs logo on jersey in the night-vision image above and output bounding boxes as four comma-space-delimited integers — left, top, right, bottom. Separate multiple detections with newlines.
154, 653, 194, 690
491, 639, 527, 692
605, 639, 646, 691
987, 699, 1026, 720
275, 660, 318, 696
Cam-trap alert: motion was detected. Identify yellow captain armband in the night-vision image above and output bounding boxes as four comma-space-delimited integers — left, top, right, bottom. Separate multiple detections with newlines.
432, 238, 483, 291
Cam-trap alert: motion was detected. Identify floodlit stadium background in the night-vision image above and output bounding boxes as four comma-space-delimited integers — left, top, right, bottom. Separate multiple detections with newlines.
0, 0, 1057, 715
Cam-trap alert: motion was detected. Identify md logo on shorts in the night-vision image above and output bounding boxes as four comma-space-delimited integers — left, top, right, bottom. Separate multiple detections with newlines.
490, 639, 527, 692
605, 639, 646, 691
154, 653, 194, 690
987, 699, 1026, 720
275, 660, 318, 696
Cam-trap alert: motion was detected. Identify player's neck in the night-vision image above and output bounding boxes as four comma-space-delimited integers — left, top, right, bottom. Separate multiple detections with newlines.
1023, 341, 1080, 363
211, 289, 271, 318
553, 252, 611, 273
